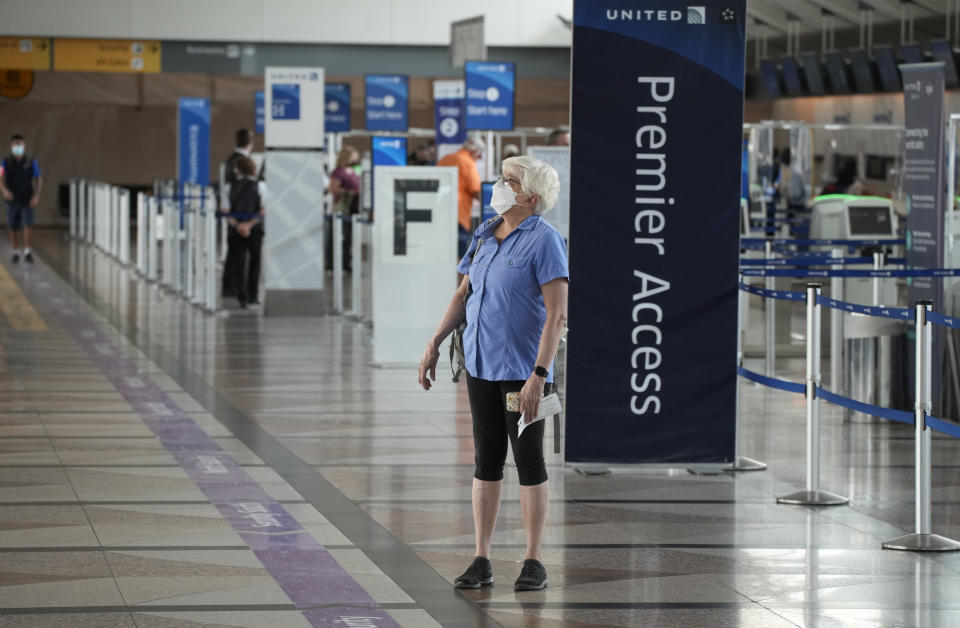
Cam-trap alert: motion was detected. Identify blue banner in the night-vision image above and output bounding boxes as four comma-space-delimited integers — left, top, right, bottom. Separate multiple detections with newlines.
434, 82, 467, 147
177, 97, 211, 185
372, 137, 407, 167
465, 61, 515, 130
365, 74, 408, 131
254, 91, 264, 134
903, 62, 946, 410
325, 82, 351, 132
481, 181, 495, 221
271, 83, 300, 120
566, 0, 746, 464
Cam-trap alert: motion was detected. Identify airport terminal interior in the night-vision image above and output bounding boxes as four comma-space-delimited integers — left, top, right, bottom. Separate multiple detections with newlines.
7, 1, 960, 627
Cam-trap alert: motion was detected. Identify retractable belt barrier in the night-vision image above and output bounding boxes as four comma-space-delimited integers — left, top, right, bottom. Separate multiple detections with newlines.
740, 257, 907, 266
742, 268, 960, 278
68, 179, 219, 312
738, 281, 960, 550
741, 237, 907, 247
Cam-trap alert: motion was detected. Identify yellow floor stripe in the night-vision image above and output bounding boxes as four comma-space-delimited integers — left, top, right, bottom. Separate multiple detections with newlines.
0, 262, 47, 331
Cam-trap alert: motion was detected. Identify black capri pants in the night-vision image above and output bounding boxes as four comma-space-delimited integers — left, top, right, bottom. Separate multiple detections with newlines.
466, 375, 549, 486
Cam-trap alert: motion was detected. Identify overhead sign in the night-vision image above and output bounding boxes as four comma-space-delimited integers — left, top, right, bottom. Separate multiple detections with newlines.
325, 83, 351, 132
465, 61, 515, 131
54, 38, 161, 73
254, 90, 265, 134
372, 137, 407, 167
434, 79, 466, 159
0, 38, 51, 70
365, 74, 408, 131
177, 98, 211, 185
451, 16, 485, 68
264, 66, 325, 149
162, 42, 256, 74
566, 0, 747, 464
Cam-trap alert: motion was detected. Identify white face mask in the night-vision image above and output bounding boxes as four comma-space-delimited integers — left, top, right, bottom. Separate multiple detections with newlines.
490, 180, 518, 215
11, 145, 24, 157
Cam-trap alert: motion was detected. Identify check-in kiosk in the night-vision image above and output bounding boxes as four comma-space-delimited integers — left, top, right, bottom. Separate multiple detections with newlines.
810, 194, 899, 305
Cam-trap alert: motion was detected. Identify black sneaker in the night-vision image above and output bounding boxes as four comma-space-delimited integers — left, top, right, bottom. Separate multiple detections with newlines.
24, 252, 33, 264
11, 253, 19, 264
514, 559, 547, 591
454, 556, 493, 589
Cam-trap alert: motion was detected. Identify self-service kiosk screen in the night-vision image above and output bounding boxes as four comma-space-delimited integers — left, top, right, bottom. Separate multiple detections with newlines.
800, 54, 826, 95
848, 205, 893, 236
874, 45, 901, 91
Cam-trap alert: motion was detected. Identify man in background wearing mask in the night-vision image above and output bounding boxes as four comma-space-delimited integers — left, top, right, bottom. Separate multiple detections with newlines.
220, 128, 254, 297
437, 135, 484, 258
0, 134, 42, 264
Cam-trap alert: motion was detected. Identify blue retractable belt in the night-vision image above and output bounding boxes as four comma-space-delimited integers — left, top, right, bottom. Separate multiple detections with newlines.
737, 367, 805, 394
815, 295, 914, 320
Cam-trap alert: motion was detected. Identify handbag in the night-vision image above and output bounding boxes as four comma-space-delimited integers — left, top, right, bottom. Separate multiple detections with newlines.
450, 238, 483, 383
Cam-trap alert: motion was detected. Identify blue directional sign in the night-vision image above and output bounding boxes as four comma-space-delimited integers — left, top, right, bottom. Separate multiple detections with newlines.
366, 74, 409, 131
372, 136, 407, 167
481, 181, 496, 221
325, 83, 351, 132
465, 61, 515, 130
254, 90, 264, 134
271, 83, 300, 120
177, 97, 211, 185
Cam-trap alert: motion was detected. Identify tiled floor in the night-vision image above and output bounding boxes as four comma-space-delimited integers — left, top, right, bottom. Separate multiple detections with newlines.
0, 232, 959, 626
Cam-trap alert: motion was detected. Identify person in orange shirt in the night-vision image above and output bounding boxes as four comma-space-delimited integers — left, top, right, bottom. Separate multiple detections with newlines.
438, 136, 484, 257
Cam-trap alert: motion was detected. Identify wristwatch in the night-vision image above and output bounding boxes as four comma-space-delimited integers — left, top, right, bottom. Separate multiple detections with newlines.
533, 365, 548, 378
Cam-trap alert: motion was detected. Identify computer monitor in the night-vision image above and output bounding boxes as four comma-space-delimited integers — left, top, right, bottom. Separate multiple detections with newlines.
848, 204, 894, 237
930, 40, 960, 87
781, 56, 804, 96
800, 53, 826, 95
865, 155, 888, 180
848, 49, 876, 92
874, 45, 901, 91
760, 59, 781, 97
824, 52, 850, 93
901, 43, 924, 64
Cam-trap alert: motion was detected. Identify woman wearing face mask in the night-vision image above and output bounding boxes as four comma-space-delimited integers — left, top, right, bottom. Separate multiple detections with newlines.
418, 156, 568, 592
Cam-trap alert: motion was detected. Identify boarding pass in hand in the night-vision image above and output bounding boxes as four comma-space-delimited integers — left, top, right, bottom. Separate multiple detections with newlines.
517, 393, 562, 438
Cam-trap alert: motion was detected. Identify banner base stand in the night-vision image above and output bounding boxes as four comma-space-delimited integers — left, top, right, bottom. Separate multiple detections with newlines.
573, 466, 612, 476
882, 533, 960, 552
723, 456, 767, 472
776, 489, 849, 506
686, 465, 726, 476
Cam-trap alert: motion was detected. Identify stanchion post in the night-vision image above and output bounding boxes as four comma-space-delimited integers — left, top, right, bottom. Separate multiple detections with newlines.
78, 180, 86, 242
872, 251, 884, 306
765, 240, 776, 377
777, 283, 849, 506
725, 273, 767, 472
136, 192, 146, 274
148, 196, 158, 282
883, 301, 960, 551
205, 188, 217, 312
333, 216, 344, 313
120, 189, 130, 266
830, 247, 843, 393
69, 179, 78, 238
348, 215, 362, 318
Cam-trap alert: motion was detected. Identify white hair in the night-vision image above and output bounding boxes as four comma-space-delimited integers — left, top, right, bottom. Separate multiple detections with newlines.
463, 134, 486, 154
501, 155, 560, 215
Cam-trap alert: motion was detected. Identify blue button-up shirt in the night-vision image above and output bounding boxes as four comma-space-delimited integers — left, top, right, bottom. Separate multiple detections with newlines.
457, 215, 569, 382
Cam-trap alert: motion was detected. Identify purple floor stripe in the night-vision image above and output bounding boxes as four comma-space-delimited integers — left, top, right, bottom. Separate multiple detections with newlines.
22, 265, 403, 627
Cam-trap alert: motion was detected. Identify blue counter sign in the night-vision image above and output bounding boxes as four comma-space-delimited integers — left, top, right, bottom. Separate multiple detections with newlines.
325, 83, 351, 132
465, 61, 515, 131
481, 181, 496, 221
271, 83, 300, 120
366, 74, 409, 131
254, 90, 264, 134
372, 136, 407, 167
